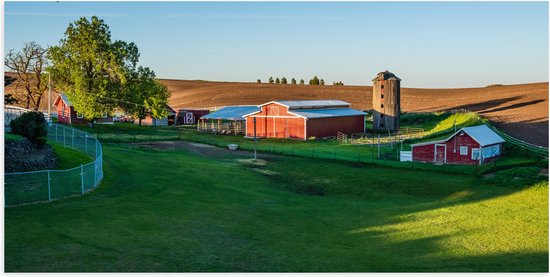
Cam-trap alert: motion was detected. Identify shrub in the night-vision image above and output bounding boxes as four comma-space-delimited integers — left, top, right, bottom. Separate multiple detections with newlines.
10, 111, 47, 148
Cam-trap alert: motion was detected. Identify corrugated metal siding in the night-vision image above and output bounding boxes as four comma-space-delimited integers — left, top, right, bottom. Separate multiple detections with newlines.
306, 115, 365, 138
444, 132, 480, 165
412, 132, 501, 165
412, 144, 436, 163
245, 103, 306, 139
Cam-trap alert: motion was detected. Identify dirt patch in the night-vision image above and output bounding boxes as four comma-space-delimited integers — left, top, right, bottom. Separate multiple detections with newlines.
131, 141, 272, 159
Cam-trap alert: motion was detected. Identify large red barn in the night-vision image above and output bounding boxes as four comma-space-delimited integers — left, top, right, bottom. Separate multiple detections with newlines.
411, 125, 505, 165
244, 100, 366, 140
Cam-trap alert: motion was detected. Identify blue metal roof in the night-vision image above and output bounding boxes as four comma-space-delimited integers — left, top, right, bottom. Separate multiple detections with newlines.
291, 108, 366, 119
274, 100, 350, 109
200, 106, 260, 121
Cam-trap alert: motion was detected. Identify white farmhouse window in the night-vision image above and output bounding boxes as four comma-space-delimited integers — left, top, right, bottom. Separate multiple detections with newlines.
460, 146, 468, 156
471, 148, 480, 160
77, 111, 84, 119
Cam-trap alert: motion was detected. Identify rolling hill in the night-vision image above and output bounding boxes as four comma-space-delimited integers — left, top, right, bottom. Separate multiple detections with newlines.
4, 72, 548, 146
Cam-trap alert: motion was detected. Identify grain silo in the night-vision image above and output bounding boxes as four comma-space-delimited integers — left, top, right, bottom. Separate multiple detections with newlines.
372, 70, 401, 131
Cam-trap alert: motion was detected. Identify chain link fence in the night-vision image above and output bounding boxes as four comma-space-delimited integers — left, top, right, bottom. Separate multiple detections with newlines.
5, 124, 103, 207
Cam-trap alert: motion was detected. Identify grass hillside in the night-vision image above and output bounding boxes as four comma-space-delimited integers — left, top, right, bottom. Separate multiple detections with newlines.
5, 142, 548, 272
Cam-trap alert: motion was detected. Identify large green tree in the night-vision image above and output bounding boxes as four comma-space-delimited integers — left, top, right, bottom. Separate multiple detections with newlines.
47, 16, 139, 126
121, 66, 171, 126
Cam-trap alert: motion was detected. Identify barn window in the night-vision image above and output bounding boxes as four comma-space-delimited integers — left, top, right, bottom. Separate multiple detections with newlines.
471, 148, 480, 160
381, 114, 384, 118
381, 85, 384, 89
381, 104, 384, 108
380, 123, 384, 128
77, 111, 84, 119
460, 146, 468, 155
381, 94, 384, 99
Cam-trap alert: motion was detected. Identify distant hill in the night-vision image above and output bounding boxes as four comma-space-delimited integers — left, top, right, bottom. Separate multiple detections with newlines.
4, 72, 547, 146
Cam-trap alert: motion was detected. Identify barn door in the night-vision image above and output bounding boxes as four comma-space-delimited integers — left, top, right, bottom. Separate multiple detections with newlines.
184, 112, 194, 124
435, 144, 446, 164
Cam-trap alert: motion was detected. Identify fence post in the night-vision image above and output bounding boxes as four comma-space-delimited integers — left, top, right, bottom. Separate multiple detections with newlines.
80, 164, 85, 194
85, 135, 88, 155
72, 128, 75, 147
48, 171, 51, 202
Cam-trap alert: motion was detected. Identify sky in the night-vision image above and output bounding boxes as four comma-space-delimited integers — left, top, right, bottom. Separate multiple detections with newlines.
3, 1, 549, 88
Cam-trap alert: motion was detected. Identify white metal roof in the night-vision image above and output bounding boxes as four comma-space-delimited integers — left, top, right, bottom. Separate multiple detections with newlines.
411, 125, 505, 148
200, 106, 259, 121
455, 125, 505, 147
290, 108, 366, 119
270, 100, 350, 109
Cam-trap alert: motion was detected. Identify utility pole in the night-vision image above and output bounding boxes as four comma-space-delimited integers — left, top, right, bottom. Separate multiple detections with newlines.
47, 71, 52, 126
253, 117, 257, 160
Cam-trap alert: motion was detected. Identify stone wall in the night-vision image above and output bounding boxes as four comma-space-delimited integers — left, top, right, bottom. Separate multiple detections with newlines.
5, 138, 58, 173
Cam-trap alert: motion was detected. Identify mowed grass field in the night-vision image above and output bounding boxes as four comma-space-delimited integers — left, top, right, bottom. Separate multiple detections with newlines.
5, 141, 548, 272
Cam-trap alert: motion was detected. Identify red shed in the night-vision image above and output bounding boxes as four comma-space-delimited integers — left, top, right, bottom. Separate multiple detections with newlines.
411, 125, 505, 165
176, 109, 210, 125
53, 93, 113, 125
244, 100, 366, 140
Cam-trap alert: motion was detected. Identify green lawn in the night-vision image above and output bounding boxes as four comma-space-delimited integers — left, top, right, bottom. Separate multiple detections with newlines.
50, 141, 94, 169
71, 119, 545, 176
5, 133, 24, 141
5, 142, 548, 272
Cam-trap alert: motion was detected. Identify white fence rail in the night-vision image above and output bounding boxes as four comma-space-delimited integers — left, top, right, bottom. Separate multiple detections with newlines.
5, 124, 103, 207
5, 105, 51, 130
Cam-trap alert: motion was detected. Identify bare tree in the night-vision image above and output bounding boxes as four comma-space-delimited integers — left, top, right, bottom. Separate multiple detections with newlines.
5, 42, 49, 110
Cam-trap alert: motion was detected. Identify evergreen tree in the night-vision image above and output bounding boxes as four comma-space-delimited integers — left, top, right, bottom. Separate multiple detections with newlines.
275, 77, 280, 84
320, 79, 325, 86
309, 76, 320, 85
268, 77, 274, 84
300, 79, 305, 85
281, 77, 287, 84
291, 78, 297, 85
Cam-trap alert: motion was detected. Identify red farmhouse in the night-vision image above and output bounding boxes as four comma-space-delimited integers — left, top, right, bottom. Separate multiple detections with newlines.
244, 100, 366, 140
411, 125, 505, 165
53, 93, 113, 125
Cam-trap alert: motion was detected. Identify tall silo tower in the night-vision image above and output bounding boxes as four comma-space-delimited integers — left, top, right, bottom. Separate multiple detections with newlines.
372, 70, 401, 131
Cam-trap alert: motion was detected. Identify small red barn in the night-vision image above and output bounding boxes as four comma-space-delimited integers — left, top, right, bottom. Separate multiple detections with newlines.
411, 125, 505, 165
244, 100, 366, 140
53, 93, 113, 125
176, 109, 210, 125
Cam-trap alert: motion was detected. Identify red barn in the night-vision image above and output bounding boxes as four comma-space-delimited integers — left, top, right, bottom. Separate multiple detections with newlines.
244, 100, 366, 140
136, 105, 177, 126
53, 93, 113, 125
411, 125, 505, 165
176, 109, 210, 125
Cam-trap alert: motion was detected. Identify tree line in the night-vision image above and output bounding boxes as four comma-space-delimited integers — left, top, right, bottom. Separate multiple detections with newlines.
257, 76, 344, 86
5, 16, 170, 127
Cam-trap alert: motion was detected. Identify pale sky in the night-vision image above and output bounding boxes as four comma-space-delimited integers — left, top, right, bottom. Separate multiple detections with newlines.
4, 1, 549, 88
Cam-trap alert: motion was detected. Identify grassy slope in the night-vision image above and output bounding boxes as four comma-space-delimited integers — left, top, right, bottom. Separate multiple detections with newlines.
5, 143, 548, 272
50, 141, 94, 169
